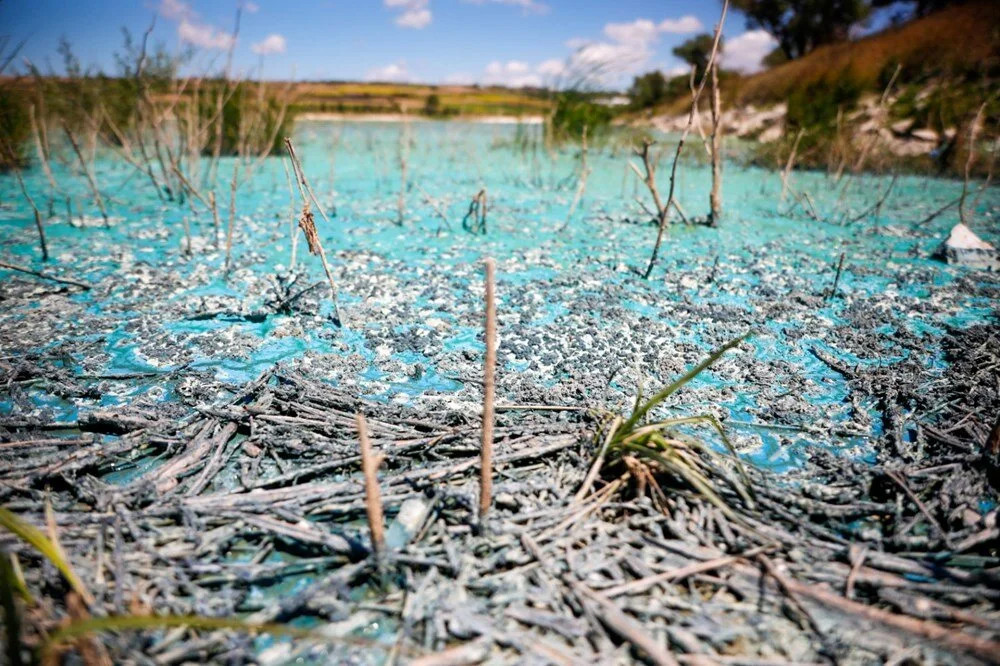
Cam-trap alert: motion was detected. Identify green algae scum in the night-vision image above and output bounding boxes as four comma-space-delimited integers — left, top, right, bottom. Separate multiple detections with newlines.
2, 115, 999, 664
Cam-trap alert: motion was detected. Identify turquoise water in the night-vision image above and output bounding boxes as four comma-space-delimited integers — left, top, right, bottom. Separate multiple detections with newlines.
1, 120, 997, 474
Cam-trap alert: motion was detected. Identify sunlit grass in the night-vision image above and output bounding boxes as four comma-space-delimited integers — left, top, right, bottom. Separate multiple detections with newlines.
585, 334, 755, 520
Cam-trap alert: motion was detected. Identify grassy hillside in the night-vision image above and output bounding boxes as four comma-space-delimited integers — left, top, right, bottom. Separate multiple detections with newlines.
735, 0, 1000, 106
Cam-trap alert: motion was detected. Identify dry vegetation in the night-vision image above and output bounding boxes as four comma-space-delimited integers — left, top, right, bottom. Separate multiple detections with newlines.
289, 81, 553, 118
734, 0, 1000, 106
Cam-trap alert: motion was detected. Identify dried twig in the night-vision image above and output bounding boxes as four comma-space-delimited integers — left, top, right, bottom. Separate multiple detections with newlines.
0, 261, 91, 291
284, 138, 343, 325
479, 258, 497, 523
826, 252, 845, 301
356, 413, 385, 561
780, 127, 805, 206
642, 0, 728, 279
958, 102, 987, 226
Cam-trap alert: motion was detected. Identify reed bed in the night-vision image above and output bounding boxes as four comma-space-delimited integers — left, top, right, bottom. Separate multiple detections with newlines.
2, 342, 998, 663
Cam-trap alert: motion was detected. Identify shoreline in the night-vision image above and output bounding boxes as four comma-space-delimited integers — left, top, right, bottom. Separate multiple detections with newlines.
296, 112, 544, 124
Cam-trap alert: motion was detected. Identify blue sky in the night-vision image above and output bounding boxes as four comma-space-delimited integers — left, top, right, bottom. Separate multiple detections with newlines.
1, 0, 784, 87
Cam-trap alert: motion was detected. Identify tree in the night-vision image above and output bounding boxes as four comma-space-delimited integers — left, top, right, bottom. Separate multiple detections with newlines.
672, 34, 718, 79
872, 0, 967, 19
731, 0, 870, 60
628, 70, 668, 109
424, 93, 442, 116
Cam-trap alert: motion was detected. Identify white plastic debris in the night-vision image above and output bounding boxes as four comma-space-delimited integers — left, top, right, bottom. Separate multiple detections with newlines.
935, 223, 998, 269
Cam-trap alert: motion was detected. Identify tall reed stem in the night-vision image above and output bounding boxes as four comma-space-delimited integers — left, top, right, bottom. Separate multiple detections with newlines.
355, 413, 385, 560
642, 0, 729, 279
479, 258, 497, 522
224, 165, 238, 273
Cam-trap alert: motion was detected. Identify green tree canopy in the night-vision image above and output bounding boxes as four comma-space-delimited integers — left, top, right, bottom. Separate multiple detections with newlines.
628, 70, 668, 109
731, 0, 870, 60
671, 33, 719, 79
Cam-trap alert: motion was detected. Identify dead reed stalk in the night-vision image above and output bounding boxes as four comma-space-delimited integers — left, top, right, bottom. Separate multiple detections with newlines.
414, 182, 451, 235
397, 120, 410, 226
826, 252, 846, 301
561, 127, 591, 230
209, 191, 221, 248
708, 60, 723, 225
479, 258, 497, 523
282, 158, 299, 265
61, 123, 109, 227
28, 105, 61, 208
0, 261, 91, 291
959, 102, 987, 226
642, 0, 729, 279
2, 146, 48, 261
355, 413, 386, 560
779, 128, 805, 206
630, 141, 668, 231
224, 165, 238, 273
285, 138, 343, 325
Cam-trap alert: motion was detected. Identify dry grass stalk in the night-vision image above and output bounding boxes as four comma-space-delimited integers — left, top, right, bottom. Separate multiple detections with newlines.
629, 140, 668, 231
2, 144, 48, 261
958, 102, 987, 226
826, 252, 846, 301
209, 191, 221, 248
355, 413, 386, 560
181, 217, 192, 257
28, 104, 61, 207
479, 258, 497, 523
0, 261, 91, 291
282, 158, 299, 265
224, 165, 238, 273
779, 127, 805, 206
285, 138, 343, 324
708, 60, 723, 225
569, 579, 680, 666
61, 122, 109, 227
414, 182, 451, 235
562, 126, 591, 230
642, 0, 729, 279
397, 119, 410, 226
760, 555, 1000, 663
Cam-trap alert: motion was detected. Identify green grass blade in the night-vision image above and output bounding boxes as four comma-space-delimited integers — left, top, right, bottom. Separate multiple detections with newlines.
0, 506, 94, 605
0, 554, 24, 666
621, 333, 748, 434
624, 441, 738, 521
41, 613, 387, 661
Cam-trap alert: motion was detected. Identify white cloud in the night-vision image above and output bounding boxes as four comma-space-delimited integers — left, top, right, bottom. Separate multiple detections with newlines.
536, 58, 565, 77
462, 0, 549, 14
603, 19, 659, 47
666, 64, 691, 77
658, 15, 703, 34
158, 0, 191, 20
159, 0, 236, 51
560, 14, 706, 84
385, 0, 432, 29
483, 59, 542, 87
251, 33, 286, 55
397, 7, 431, 28
721, 29, 777, 73
367, 61, 410, 82
178, 19, 236, 50
243, 1, 260, 12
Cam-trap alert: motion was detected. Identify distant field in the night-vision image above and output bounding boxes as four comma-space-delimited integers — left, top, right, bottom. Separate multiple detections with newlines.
288, 81, 553, 118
